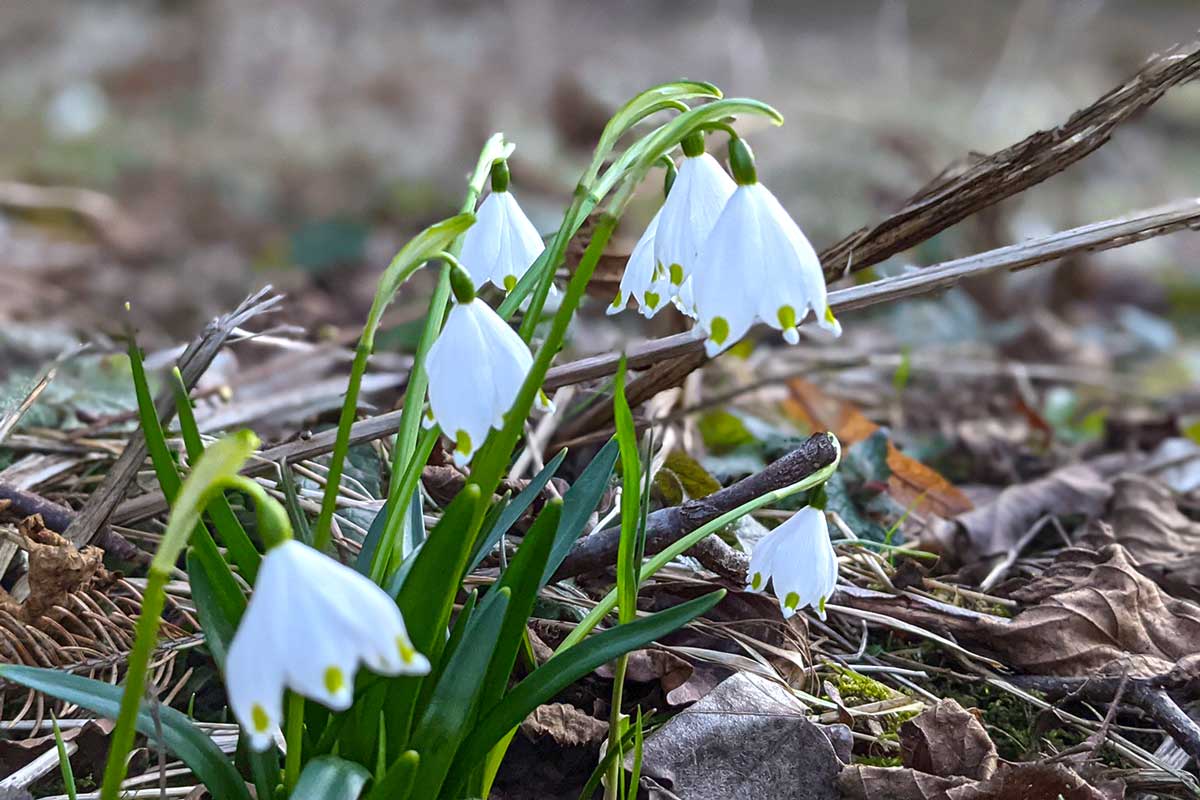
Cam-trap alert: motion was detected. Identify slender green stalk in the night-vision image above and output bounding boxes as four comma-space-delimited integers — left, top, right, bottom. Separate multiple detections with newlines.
100, 433, 291, 800
555, 435, 841, 653
284, 691, 304, 790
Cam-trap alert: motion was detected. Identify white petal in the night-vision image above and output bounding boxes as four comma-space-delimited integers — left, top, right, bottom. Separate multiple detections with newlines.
427, 303, 500, 464
654, 154, 735, 287
468, 299, 535, 429
746, 523, 785, 592
460, 191, 544, 291
611, 210, 670, 318
691, 187, 762, 356
225, 589, 285, 751
764, 508, 838, 619
746, 185, 833, 343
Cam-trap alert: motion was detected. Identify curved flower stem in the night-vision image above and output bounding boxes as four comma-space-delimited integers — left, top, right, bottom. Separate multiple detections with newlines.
284, 691, 305, 790
554, 435, 841, 654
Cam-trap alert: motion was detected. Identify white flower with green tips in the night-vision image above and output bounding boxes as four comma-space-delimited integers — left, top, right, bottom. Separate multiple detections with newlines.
746, 506, 838, 620
459, 160, 545, 293
692, 138, 840, 357
653, 134, 735, 291
225, 540, 429, 751
426, 267, 551, 466
607, 209, 672, 318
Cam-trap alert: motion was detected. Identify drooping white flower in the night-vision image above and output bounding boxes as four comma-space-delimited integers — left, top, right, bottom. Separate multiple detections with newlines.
692, 139, 840, 357
226, 540, 429, 751
653, 140, 735, 291
607, 209, 673, 318
425, 294, 549, 466
746, 506, 838, 620
459, 163, 545, 292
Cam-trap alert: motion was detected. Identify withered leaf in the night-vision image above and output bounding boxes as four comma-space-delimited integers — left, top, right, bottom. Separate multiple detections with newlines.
994, 544, 1200, 676
899, 699, 997, 781
520, 703, 608, 747
839, 762, 1121, 800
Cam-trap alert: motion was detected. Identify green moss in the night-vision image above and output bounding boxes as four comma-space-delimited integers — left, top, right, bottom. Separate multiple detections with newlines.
854, 754, 903, 768
830, 664, 894, 705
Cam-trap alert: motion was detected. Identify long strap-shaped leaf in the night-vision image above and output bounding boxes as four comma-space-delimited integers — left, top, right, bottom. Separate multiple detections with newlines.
0, 665, 252, 800
291, 756, 370, 799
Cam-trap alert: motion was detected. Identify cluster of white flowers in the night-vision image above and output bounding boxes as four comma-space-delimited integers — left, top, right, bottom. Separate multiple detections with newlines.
745, 505, 839, 619
610, 135, 841, 356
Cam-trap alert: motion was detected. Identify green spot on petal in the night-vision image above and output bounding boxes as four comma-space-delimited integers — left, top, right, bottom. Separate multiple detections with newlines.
784, 591, 801, 611
654, 262, 666, 280
824, 305, 838, 325
818, 596, 827, 616
324, 666, 345, 695
751, 572, 763, 590
777, 304, 797, 330
611, 291, 623, 308
503, 274, 517, 292
669, 263, 684, 285
644, 291, 660, 309
398, 637, 417, 664
251, 703, 270, 733
710, 316, 730, 345
455, 429, 472, 457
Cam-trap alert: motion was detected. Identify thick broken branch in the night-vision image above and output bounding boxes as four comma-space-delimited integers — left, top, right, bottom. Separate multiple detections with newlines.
818, 43, 1200, 281
551, 432, 837, 581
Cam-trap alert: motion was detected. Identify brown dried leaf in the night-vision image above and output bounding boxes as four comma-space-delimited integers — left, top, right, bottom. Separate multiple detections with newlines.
994, 545, 1200, 676
1078, 474, 1200, 603
932, 463, 1111, 562
839, 762, 1121, 800
596, 648, 694, 697
899, 699, 997, 781
520, 703, 608, 747
22, 520, 111, 622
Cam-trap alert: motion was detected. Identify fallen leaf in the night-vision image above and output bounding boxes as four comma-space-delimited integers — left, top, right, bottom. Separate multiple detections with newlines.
21, 518, 111, 622
1077, 474, 1200, 602
839, 762, 1121, 800
520, 703, 608, 747
899, 699, 997, 781
929, 462, 1110, 562
994, 544, 1200, 676
635, 672, 850, 800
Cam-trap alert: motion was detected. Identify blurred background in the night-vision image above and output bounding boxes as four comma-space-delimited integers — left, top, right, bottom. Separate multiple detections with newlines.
1, 0, 1198, 369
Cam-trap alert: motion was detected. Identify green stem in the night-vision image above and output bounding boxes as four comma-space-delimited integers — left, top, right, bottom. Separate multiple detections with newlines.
99, 569, 167, 800
603, 656, 628, 800
284, 691, 304, 790
312, 340, 371, 552
555, 435, 841, 653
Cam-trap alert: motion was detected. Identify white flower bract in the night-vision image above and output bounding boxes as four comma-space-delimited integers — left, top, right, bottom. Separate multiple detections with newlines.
225, 540, 429, 751
692, 182, 840, 357
425, 297, 548, 466
653, 153, 735, 290
745, 506, 838, 620
459, 190, 545, 292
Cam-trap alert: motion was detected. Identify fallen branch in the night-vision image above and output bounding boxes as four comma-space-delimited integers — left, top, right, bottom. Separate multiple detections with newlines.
0, 483, 148, 565
550, 432, 837, 581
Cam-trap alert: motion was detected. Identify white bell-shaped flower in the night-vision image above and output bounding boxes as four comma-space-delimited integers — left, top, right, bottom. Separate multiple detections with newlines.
426, 273, 549, 466
653, 136, 735, 291
607, 209, 673, 318
692, 139, 840, 357
226, 540, 429, 751
459, 161, 545, 292
746, 506, 838, 620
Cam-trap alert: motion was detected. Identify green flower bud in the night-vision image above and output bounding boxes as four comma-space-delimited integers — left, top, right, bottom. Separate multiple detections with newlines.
490, 159, 511, 193
681, 131, 705, 158
728, 137, 757, 186
449, 262, 476, 304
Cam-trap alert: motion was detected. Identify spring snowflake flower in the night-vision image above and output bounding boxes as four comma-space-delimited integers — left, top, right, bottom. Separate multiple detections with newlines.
459, 160, 545, 293
653, 133, 736, 291
607, 209, 671, 318
746, 506, 838, 620
692, 138, 840, 357
226, 540, 429, 751
426, 267, 550, 466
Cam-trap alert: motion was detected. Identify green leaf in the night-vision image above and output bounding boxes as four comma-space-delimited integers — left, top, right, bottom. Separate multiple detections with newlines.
0, 665, 252, 800
185, 548, 244, 669
406, 587, 511, 796
365, 750, 418, 800
291, 756, 370, 799
613, 359, 641, 624
468, 448, 566, 573
51, 714, 77, 800
540, 438, 620, 586
446, 590, 725, 791
697, 409, 756, 454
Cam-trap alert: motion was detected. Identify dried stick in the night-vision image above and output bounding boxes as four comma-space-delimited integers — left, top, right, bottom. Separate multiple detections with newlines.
63, 287, 283, 548
0, 483, 148, 565
550, 432, 837, 581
